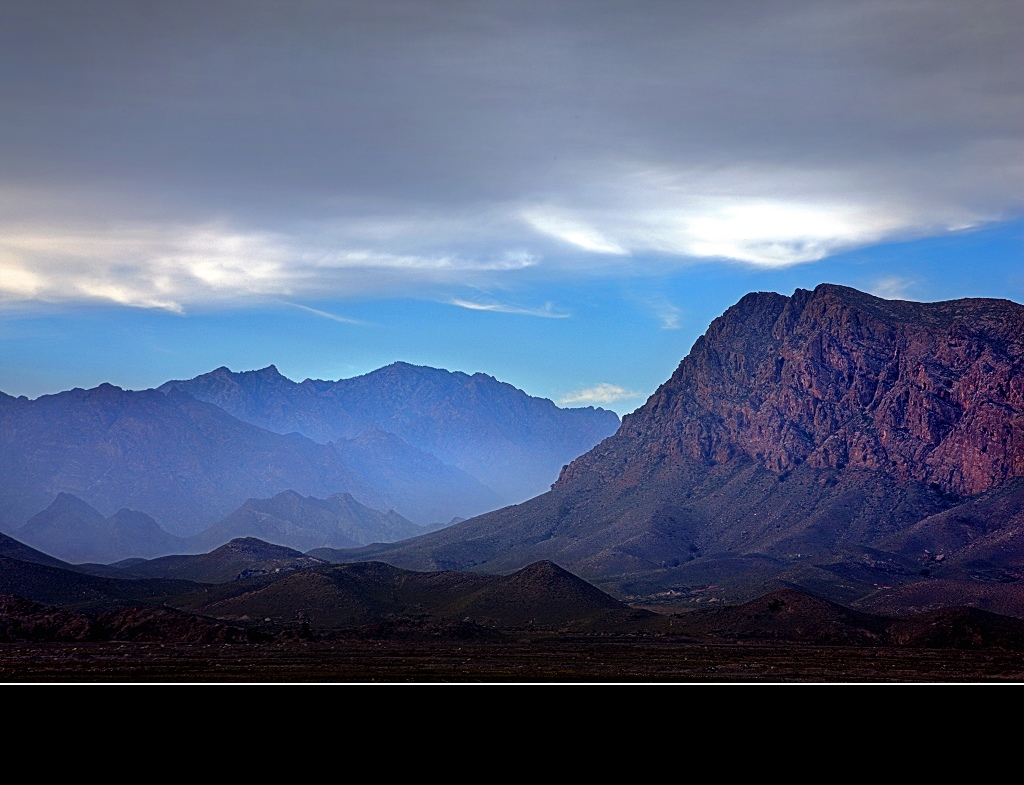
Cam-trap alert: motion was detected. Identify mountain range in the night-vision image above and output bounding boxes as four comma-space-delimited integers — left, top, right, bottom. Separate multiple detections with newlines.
158, 361, 620, 504
0, 362, 619, 550
319, 284, 1024, 616
6, 281, 1024, 626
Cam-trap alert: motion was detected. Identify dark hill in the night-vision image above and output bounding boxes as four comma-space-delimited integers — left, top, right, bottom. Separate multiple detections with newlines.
325, 284, 1024, 613
186, 560, 645, 631
111, 537, 325, 584
670, 587, 890, 646
885, 606, 1024, 650
667, 587, 1024, 649
0, 530, 74, 570
0, 554, 201, 610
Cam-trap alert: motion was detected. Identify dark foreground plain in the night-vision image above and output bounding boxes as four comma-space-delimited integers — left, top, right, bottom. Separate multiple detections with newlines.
4, 637, 1024, 683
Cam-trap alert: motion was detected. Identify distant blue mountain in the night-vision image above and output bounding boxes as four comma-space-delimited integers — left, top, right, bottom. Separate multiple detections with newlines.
0, 363, 619, 556
160, 361, 620, 504
0, 383, 388, 537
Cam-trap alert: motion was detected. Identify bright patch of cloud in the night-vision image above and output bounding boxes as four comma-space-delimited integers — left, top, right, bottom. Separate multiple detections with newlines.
523, 168, 918, 267
560, 383, 642, 405
522, 210, 629, 255
448, 299, 569, 318
0, 221, 542, 311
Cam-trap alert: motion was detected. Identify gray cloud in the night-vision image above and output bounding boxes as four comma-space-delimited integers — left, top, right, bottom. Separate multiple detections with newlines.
2, 0, 1022, 306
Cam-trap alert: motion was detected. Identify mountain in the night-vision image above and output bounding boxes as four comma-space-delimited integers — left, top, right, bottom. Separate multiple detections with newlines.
0, 553, 200, 610
0, 383, 388, 536
330, 428, 502, 523
159, 361, 620, 503
17, 493, 184, 564
188, 490, 427, 553
324, 284, 1024, 611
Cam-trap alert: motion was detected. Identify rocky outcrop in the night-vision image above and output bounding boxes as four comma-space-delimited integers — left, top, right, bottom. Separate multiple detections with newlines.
558, 284, 1024, 498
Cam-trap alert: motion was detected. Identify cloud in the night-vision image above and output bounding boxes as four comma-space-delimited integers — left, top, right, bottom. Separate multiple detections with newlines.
0, 220, 540, 310
448, 298, 569, 318
559, 383, 643, 405
1, 1, 1022, 304
648, 299, 683, 330
521, 210, 629, 255
278, 302, 365, 325
0, 224, 293, 311
869, 276, 917, 300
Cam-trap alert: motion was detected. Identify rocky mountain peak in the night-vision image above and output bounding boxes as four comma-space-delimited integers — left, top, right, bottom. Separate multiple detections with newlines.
558, 284, 1024, 498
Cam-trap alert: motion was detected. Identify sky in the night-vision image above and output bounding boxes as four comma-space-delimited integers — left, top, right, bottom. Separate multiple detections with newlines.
1, 0, 1022, 414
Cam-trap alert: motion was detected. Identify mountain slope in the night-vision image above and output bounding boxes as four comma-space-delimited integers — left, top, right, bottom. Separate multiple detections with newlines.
109, 537, 325, 584
183, 559, 644, 631
330, 428, 502, 523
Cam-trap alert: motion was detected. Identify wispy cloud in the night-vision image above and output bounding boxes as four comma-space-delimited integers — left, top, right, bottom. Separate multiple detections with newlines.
869, 277, 917, 300
559, 383, 643, 405
523, 180, 917, 267
646, 297, 683, 330
279, 302, 365, 325
521, 210, 630, 255
448, 299, 569, 318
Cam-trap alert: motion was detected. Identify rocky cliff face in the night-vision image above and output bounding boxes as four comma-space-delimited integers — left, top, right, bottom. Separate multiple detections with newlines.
558, 284, 1024, 498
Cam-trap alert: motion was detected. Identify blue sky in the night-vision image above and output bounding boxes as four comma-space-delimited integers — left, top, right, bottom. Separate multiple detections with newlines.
1, 2, 1022, 414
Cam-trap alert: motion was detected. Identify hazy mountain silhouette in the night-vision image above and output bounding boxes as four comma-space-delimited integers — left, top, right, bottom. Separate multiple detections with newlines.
188, 490, 428, 554
17, 493, 184, 564
159, 361, 620, 503
0, 384, 389, 536
330, 427, 502, 523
